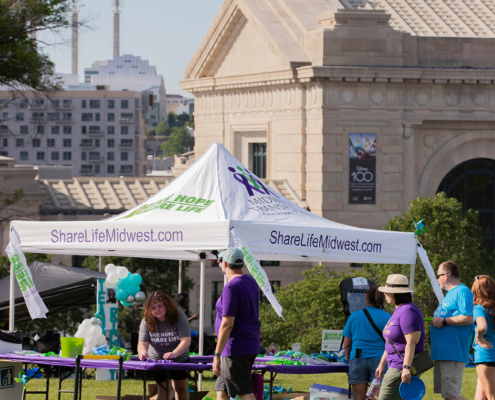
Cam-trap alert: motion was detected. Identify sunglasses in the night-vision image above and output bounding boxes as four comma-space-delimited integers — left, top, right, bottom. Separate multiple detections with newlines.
437, 273, 450, 278
475, 275, 488, 281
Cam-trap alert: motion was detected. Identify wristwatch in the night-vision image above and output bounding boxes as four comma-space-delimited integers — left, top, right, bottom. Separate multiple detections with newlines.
403, 365, 411, 370
443, 318, 448, 326
214, 352, 221, 357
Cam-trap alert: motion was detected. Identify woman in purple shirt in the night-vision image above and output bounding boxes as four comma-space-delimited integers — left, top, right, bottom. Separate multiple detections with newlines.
376, 274, 425, 400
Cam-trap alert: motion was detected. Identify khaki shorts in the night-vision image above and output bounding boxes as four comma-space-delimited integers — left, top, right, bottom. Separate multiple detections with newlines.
434, 360, 465, 398
377, 368, 403, 400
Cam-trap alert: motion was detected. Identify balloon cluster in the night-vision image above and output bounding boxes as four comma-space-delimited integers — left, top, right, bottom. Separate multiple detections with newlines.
75, 317, 107, 350
104, 264, 146, 307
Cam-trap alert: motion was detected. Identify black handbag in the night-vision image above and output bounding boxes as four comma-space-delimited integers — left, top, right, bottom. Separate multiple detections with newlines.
387, 340, 434, 376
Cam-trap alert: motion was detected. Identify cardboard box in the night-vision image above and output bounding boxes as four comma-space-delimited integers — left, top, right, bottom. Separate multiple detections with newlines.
272, 391, 310, 400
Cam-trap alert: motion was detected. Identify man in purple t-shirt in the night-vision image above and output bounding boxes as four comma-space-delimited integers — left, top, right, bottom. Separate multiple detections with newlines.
213, 247, 260, 400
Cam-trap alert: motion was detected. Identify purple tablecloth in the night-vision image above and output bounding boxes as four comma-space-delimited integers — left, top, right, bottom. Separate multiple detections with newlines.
252, 362, 349, 374
0, 354, 211, 372
188, 355, 277, 363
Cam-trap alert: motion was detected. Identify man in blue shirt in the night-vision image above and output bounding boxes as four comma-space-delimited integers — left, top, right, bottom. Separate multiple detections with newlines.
431, 261, 474, 400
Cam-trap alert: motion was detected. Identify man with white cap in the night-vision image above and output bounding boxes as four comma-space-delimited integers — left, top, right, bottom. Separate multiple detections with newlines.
213, 248, 260, 400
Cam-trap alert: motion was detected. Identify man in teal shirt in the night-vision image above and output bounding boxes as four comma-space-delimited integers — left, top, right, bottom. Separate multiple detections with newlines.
431, 261, 474, 400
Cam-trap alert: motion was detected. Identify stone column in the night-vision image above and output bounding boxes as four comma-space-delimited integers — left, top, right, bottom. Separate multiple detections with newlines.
402, 123, 418, 212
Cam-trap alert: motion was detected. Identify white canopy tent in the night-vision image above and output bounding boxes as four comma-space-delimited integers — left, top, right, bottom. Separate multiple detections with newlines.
9, 143, 437, 387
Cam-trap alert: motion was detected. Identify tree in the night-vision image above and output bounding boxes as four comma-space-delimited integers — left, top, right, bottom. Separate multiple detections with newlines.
155, 121, 170, 136
359, 192, 493, 319
0, 0, 78, 94
160, 126, 194, 156
82, 256, 195, 340
260, 267, 350, 353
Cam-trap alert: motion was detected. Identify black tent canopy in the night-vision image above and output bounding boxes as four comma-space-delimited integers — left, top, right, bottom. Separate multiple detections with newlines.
0, 261, 106, 323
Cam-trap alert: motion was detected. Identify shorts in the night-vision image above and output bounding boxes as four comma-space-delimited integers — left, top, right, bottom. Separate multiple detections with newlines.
377, 368, 403, 400
433, 360, 465, 398
154, 357, 190, 383
475, 362, 495, 367
215, 354, 257, 397
348, 358, 386, 384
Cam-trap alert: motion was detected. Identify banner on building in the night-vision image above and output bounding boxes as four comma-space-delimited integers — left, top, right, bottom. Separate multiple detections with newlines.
349, 133, 377, 204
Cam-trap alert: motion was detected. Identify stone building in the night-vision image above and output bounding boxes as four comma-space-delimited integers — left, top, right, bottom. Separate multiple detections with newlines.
177, 0, 495, 328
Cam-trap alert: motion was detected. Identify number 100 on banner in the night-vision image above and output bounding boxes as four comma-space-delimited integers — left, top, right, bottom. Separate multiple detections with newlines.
349, 133, 376, 204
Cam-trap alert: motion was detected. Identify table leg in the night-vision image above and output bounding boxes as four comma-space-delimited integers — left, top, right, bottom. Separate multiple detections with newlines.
166, 370, 170, 400
269, 372, 273, 400
143, 370, 147, 400
46, 366, 51, 400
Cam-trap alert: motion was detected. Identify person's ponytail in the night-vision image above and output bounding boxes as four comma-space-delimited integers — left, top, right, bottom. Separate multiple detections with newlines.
367, 286, 385, 309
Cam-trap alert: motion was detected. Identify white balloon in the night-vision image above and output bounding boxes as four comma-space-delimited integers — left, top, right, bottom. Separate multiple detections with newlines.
79, 328, 90, 338
74, 331, 83, 339
117, 266, 129, 279
90, 317, 100, 325
106, 272, 119, 284
86, 336, 97, 348
96, 334, 107, 346
126, 295, 135, 304
89, 325, 103, 337
81, 319, 91, 329
95, 318, 102, 326
105, 264, 116, 275
135, 291, 146, 302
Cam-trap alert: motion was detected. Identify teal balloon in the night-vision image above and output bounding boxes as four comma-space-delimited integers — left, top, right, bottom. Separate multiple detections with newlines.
129, 274, 142, 286
120, 300, 132, 306
116, 289, 128, 301
119, 275, 131, 289
127, 285, 140, 296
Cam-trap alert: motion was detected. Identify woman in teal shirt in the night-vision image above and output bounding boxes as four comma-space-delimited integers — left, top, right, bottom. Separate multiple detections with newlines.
472, 275, 495, 400
343, 287, 390, 400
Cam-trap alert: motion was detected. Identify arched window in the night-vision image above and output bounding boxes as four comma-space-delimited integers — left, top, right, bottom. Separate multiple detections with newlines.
437, 159, 495, 253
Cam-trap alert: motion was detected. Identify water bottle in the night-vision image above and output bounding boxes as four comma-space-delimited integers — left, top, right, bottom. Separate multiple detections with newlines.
366, 378, 381, 400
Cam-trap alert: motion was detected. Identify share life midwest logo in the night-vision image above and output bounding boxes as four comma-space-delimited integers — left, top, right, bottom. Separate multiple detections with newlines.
118, 194, 215, 219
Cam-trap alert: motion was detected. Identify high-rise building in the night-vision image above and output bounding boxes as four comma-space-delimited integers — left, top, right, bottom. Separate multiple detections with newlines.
84, 55, 167, 129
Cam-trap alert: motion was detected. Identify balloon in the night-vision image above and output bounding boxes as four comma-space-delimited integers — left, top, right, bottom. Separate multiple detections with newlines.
118, 274, 131, 289
74, 331, 84, 339
117, 267, 129, 280
135, 291, 146, 302
90, 317, 100, 325
127, 285, 140, 296
126, 295, 135, 304
120, 300, 132, 306
106, 272, 119, 284
96, 334, 107, 346
129, 274, 142, 286
78, 328, 90, 338
105, 264, 116, 275
86, 336, 97, 348
89, 326, 102, 337
95, 318, 102, 326
81, 319, 91, 329
116, 289, 128, 302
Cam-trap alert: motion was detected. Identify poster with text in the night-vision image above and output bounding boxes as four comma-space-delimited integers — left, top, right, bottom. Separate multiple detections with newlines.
349, 133, 376, 204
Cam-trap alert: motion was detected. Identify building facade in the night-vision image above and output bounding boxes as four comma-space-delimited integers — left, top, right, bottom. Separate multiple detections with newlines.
177, 0, 495, 327
0, 91, 147, 177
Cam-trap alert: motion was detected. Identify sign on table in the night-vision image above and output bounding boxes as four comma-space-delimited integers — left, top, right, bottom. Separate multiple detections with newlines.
292, 343, 301, 352
321, 330, 343, 351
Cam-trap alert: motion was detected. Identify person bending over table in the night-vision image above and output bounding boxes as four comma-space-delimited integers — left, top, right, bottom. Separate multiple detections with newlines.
138, 291, 191, 400
375, 275, 425, 400
471, 275, 495, 400
343, 286, 391, 400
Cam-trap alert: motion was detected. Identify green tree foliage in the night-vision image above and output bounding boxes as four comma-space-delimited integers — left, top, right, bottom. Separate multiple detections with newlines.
0, 0, 77, 93
160, 126, 194, 157
260, 267, 349, 353
82, 256, 195, 340
358, 193, 493, 318
155, 121, 169, 136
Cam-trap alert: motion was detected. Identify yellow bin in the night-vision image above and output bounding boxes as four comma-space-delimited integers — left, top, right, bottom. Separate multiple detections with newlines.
61, 337, 85, 358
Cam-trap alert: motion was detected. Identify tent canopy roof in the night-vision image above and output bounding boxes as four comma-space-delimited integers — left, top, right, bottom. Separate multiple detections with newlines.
11, 143, 417, 265
0, 261, 106, 323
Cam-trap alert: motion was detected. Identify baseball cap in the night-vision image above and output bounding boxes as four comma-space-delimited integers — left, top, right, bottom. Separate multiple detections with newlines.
219, 248, 244, 266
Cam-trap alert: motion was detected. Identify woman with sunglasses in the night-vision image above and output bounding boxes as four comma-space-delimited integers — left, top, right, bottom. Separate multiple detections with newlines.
472, 275, 495, 400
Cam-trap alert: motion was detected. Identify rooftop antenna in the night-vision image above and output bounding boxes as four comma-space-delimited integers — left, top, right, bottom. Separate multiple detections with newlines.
112, 0, 122, 58
72, 6, 78, 74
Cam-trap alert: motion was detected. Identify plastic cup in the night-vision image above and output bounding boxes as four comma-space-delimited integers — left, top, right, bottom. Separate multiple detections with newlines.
61, 337, 85, 358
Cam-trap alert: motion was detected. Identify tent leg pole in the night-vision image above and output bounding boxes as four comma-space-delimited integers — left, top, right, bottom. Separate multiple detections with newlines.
178, 260, 182, 293
198, 258, 205, 390
99, 256, 102, 273
410, 264, 415, 300
9, 261, 14, 331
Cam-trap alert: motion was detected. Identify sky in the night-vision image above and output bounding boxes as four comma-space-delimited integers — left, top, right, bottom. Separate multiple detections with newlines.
39, 0, 225, 97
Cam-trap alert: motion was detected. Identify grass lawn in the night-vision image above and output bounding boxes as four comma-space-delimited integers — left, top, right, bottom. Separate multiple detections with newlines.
24, 368, 479, 400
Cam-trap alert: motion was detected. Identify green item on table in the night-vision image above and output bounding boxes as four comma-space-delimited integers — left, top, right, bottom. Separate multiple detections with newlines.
43, 352, 59, 357
189, 352, 199, 355
61, 337, 84, 358
108, 346, 131, 361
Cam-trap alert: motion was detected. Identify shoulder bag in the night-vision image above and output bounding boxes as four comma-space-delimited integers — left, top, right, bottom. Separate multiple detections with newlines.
387, 339, 434, 376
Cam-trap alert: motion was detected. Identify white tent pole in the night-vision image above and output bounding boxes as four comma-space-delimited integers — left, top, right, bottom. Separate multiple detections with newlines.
99, 256, 102, 272
410, 263, 415, 299
9, 262, 15, 330
178, 260, 182, 293
198, 258, 205, 390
